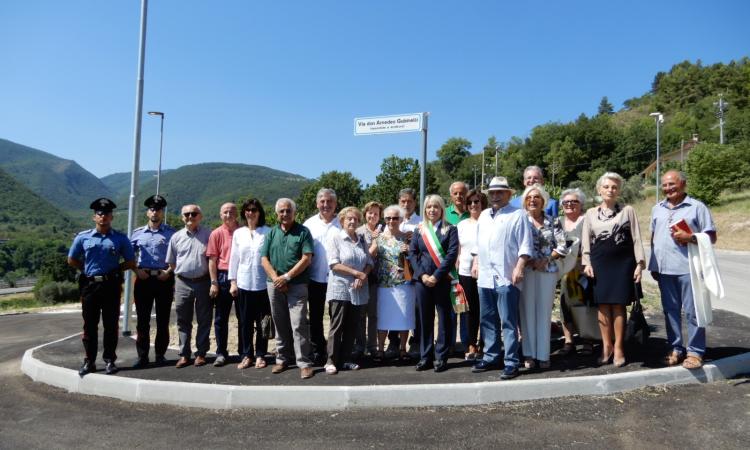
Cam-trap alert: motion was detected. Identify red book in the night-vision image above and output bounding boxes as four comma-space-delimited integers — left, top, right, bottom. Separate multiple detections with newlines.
670, 218, 693, 235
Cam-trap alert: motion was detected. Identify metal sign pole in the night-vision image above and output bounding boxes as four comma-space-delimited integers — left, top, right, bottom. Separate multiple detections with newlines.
419, 112, 429, 208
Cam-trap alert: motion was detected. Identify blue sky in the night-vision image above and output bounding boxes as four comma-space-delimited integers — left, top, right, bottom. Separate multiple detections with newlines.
1, 1, 748, 185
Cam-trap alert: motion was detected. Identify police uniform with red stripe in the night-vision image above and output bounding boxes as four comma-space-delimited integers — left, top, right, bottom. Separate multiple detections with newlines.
67, 198, 135, 375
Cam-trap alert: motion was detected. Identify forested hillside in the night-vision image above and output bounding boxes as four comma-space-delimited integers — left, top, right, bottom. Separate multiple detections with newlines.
0, 138, 114, 213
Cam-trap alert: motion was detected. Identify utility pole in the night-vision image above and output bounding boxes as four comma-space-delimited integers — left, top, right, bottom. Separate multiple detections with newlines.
714, 94, 728, 144
473, 165, 478, 189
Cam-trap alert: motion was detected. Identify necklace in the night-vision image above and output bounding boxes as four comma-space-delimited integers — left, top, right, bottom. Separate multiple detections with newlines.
597, 204, 620, 222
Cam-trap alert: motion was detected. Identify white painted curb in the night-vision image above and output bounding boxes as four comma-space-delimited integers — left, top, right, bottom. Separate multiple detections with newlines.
21, 337, 750, 410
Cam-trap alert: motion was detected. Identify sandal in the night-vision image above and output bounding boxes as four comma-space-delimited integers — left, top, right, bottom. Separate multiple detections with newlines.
465, 344, 479, 361
255, 357, 267, 369
558, 342, 575, 356
237, 357, 252, 370
325, 364, 338, 375
664, 351, 684, 367
682, 355, 703, 370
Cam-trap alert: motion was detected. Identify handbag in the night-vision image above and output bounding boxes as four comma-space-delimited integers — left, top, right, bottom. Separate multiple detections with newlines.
625, 291, 650, 346
569, 304, 601, 340
261, 314, 275, 340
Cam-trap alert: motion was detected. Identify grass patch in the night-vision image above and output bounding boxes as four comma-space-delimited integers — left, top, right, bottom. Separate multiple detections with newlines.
0, 293, 78, 313
0, 293, 38, 311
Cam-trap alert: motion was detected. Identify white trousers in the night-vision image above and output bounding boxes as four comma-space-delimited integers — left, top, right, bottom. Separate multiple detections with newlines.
520, 268, 558, 362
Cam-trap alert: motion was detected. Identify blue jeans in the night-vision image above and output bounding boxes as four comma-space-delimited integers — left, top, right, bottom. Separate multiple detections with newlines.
479, 283, 520, 368
658, 273, 705, 356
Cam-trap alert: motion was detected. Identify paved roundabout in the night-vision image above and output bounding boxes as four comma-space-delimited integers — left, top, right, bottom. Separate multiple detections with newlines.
21, 308, 750, 410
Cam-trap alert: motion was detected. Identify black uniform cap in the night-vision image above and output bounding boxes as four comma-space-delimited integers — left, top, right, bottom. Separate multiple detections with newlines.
90, 197, 116, 212
144, 194, 167, 209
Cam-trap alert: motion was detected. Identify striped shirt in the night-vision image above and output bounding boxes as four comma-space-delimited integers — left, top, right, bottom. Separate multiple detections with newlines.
325, 229, 372, 305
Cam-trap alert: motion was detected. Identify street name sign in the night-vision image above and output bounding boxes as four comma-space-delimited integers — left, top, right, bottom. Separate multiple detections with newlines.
354, 113, 423, 135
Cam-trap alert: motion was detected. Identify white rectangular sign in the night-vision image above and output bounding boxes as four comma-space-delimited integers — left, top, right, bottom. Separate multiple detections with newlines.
354, 113, 422, 135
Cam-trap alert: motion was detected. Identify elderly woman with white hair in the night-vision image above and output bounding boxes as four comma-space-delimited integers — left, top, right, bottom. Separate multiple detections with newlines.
557, 188, 596, 357
369, 204, 414, 362
519, 184, 568, 369
408, 195, 459, 373
582, 172, 646, 368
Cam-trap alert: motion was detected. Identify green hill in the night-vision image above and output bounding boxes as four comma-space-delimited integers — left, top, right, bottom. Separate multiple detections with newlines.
0, 138, 114, 213
101, 170, 168, 199
110, 162, 312, 226
0, 167, 80, 240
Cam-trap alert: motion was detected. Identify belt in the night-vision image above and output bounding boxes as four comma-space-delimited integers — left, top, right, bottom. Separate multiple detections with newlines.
140, 268, 169, 277
84, 272, 119, 283
176, 273, 209, 283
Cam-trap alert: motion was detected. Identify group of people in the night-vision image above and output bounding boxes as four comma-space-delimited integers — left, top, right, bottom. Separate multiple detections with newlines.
68, 165, 717, 380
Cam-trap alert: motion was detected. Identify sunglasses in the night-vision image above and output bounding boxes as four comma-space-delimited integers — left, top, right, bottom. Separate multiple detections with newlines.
384, 216, 401, 221
562, 200, 580, 206
245, 208, 259, 213
183, 211, 200, 218
468, 199, 482, 205
94, 210, 110, 216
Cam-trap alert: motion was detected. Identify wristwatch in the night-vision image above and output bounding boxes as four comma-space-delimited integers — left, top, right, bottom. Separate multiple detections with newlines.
282, 273, 291, 282
690, 235, 698, 244
211, 280, 219, 286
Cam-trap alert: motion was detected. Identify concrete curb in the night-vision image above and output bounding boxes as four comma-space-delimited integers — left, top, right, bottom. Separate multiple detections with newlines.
21, 337, 750, 410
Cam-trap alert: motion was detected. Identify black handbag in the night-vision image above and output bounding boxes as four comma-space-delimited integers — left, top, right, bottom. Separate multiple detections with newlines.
261, 314, 275, 340
625, 288, 650, 346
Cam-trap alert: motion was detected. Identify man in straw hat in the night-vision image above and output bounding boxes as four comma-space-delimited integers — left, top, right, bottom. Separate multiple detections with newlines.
470, 177, 533, 380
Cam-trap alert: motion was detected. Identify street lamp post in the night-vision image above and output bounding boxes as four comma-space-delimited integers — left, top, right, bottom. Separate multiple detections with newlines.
650, 112, 664, 204
148, 111, 164, 195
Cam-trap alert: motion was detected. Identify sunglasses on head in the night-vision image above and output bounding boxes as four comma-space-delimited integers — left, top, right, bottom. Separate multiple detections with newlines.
183, 211, 200, 218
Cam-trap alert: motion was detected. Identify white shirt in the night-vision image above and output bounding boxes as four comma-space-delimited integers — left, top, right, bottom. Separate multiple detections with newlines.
457, 218, 478, 277
227, 225, 270, 291
472, 205, 533, 289
400, 213, 421, 233
303, 213, 341, 283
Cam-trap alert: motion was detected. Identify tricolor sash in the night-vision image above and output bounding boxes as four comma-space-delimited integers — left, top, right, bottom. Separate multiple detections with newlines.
420, 221, 469, 313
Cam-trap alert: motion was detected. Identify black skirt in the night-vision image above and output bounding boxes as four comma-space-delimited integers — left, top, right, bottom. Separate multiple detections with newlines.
589, 232, 642, 305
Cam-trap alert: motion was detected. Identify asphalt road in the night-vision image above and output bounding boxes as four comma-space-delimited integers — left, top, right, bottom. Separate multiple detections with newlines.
642, 248, 748, 317
1, 312, 748, 449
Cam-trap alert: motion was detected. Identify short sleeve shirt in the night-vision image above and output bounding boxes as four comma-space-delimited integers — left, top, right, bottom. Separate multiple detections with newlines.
131, 223, 176, 269
648, 196, 715, 275
206, 224, 237, 271
166, 226, 211, 278
68, 228, 135, 276
260, 222, 314, 284
302, 214, 341, 283
445, 204, 470, 225
325, 229, 372, 305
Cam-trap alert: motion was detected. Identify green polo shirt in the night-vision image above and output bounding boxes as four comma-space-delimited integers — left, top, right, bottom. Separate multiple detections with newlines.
260, 222, 314, 284
445, 204, 469, 225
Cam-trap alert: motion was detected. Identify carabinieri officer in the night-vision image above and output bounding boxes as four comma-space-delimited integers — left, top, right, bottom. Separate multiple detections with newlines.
68, 198, 136, 376
130, 195, 176, 368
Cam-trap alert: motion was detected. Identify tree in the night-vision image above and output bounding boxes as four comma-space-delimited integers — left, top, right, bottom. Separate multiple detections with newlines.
597, 96, 614, 115
436, 137, 472, 177
363, 155, 437, 206
295, 171, 363, 219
